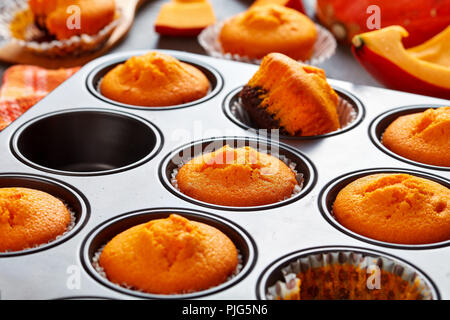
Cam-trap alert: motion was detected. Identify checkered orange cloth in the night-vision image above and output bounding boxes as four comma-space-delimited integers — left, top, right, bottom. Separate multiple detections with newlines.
0, 65, 80, 130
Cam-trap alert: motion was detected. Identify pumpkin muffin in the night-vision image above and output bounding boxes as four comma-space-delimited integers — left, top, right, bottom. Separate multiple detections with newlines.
382, 107, 450, 167
100, 51, 210, 106
99, 214, 239, 294
333, 173, 450, 244
175, 145, 298, 206
219, 4, 317, 61
28, 0, 116, 40
0, 187, 72, 252
240, 53, 340, 136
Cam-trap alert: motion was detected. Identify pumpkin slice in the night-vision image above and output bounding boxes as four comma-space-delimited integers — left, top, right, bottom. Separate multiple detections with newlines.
352, 25, 450, 99
155, 0, 216, 36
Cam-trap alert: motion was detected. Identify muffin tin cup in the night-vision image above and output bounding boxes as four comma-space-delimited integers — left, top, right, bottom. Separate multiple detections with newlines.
369, 105, 450, 171
0, 49, 449, 299
198, 21, 337, 66
10, 108, 163, 176
318, 168, 450, 250
256, 246, 440, 300
159, 136, 317, 211
86, 54, 224, 110
223, 86, 365, 140
81, 208, 257, 299
0, 173, 89, 257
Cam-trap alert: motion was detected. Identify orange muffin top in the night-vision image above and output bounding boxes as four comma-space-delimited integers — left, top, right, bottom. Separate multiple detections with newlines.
382, 107, 450, 167
99, 214, 239, 294
100, 51, 210, 107
0, 187, 71, 252
29, 0, 116, 40
246, 53, 340, 136
176, 145, 298, 207
219, 4, 317, 60
333, 173, 450, 244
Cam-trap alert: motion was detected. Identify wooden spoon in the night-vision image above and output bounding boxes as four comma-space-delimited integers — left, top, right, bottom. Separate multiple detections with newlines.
0, 0, 147, 68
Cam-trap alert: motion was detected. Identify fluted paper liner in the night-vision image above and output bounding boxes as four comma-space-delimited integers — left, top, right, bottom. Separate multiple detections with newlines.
198, 21, 336, 66
266, 250, 436, 300
0, 0, 119, 57
231, 94, 357, 137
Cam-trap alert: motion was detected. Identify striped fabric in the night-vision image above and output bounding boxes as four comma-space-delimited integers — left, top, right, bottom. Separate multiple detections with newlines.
0, 65, 79, 130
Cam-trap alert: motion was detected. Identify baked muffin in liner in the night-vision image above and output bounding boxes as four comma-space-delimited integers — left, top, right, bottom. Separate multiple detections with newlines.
0, 0, 120, 57
231, 93, 357, 138
266, 250, 436, 300
92, 244, 243, 296
1, 204, 76, 253
198, 21, 336, 66
171, 152, 305, 205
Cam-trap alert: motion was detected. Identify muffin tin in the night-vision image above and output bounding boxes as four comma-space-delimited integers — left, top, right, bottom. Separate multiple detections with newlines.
0, 49, 448, 300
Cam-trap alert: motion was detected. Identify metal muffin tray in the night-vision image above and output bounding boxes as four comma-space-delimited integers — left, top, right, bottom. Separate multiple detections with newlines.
0, 49, 448, 300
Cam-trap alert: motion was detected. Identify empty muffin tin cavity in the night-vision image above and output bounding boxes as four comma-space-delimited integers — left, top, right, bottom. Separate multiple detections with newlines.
0, 174, 88, 257
81, 208, 257, 299
318, 168, 450, 250
223, 86, 365, 140
369, 105, 449, 171
11, 109, 163, 176
159, 137, 317, 211
87, 55, 223, 110
256, 246, 440, 300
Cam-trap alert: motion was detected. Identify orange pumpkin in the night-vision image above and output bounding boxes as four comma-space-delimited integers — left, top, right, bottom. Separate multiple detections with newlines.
317, 0, 450, 48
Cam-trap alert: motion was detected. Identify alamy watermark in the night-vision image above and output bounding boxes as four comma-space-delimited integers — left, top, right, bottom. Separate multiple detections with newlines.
366, 5, 381, 30
66, 5, 81, 31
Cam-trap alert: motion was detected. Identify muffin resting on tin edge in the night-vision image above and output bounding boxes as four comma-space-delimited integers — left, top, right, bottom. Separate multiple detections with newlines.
175, 145, 299, 207
382, 107, 450, 167
219, 4, 317, 61
99, 214, 239, 295
239, 53, 340, 136
100, 51, 210, 107
0, 188, 72, 252
333, 174, 450, 245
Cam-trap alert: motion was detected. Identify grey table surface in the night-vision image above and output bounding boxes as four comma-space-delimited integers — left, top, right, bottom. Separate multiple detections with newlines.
0, 0, 382, 88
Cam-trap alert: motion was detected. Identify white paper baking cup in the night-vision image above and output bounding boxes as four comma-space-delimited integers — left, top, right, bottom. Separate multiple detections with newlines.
198, 21, 336, 65
0, 0, 120, 57
231, 94, 357, 137
266, 250, 436, 300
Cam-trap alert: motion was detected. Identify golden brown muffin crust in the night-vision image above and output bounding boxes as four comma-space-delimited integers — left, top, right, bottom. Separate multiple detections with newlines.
219, 4, 317, 60
0, 187, 71, 252
382, 107, 450, 167
99, 214, 239, 294
333, 174, 450, 244
176, 145, 298, 206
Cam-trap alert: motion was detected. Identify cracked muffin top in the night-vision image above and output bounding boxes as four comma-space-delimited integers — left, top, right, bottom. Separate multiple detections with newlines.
333, 173, 450, 244
0, 187, 71, 252
175, 145, 298, 207
100, 51, 210, 107
99, 214, 239, 294
382, 107, 450, 167
219, 4, 317, 61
